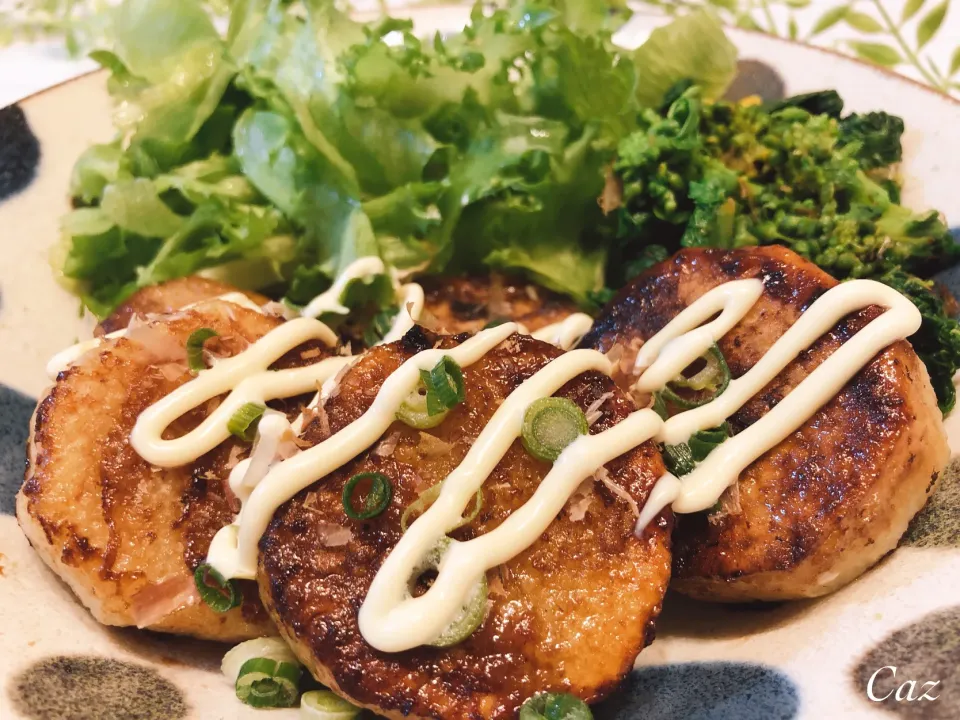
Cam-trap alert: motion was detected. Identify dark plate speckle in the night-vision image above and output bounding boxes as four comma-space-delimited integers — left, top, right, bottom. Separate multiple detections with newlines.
0, 105, 41, 202
0, 384, 35, 515
853, 606, 960, 718
8, 655, 188, 720
902, 457, 960, 548
722, 59, 786, 103
594, 662, 800, 720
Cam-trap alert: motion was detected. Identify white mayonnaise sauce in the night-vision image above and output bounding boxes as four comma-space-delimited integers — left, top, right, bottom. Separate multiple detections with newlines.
130, 318, 347, 468
300, 257, 387, 318
530, 313, 594, 351
206, 323, 518, 580
113, 254, 920, 654
44, 292, 268, 380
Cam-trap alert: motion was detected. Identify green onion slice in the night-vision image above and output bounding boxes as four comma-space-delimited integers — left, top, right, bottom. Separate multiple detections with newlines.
420, 356, 465, 416
300, 690, 361, 719
222, 637, 298, 684
235, 657, 302, 708
519, 692, 593, 720
228, 402, 267, 442
410, 538, 487, 647
663, 423, 731, 476
660, 344, 731, 409
396, 388, 449, 429
342, 471, 393, 520
521, 397, 589, 462
400, 483, 483, 532
194, 563, 241, 613
186, 327, 218, 371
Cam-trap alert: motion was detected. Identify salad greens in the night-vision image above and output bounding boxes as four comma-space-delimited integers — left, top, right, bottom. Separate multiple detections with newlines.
609, 86, 960, 412
57, 0, 736, 316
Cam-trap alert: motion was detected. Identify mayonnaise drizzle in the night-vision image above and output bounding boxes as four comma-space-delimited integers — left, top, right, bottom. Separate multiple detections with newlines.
104, 257, 921, 654
530, 313, 594, 351
209, 323, 518, 579
300, 257, 386, 318
131, 318, 347, 468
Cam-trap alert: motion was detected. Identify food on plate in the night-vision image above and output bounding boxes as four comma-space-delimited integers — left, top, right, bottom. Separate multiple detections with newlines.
258, 328, 671, 719
18, 297, 333, 639
17, 0, 960, 715
96, 276, 269, 335
419, 275, 579, 336
582, 246, 950, 601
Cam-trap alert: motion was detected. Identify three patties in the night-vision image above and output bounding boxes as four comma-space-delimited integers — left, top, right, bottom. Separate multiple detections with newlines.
16, 245, 951, 717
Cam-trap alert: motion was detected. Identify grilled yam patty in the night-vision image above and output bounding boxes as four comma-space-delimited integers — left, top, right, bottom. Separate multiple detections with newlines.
420, 275, 580, 335
97, 276, 270, 335
258, 328, 672, 720
582, 246, 949, 602
19, 301, 326, 639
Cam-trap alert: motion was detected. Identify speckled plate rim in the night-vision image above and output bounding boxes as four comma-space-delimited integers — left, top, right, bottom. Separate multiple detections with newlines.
1, 11, 960, 720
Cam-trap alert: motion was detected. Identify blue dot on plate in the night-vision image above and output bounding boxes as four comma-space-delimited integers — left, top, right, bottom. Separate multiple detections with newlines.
0, 105, 41, 202
0, 383, 36, 515
594, 661, 800, 720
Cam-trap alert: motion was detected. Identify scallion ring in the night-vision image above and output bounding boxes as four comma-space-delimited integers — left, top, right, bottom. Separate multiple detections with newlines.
194, 563, 241, 613
662, 442, 696, 476
222, 638, 297, 684
519, 692, 593, 720
186, 327, 218, 371
410, 538, 487, 647
342, 471, 393, 520
235, 657, 301, 708
396, 388, 449, 429
660, 344, 731, 409
688, 423, 731, 462
420, 355, 465, 416
228, 402, 266, 442
521, 397, 589, 462
300, 690, 361, 719
400, 483, 482, 532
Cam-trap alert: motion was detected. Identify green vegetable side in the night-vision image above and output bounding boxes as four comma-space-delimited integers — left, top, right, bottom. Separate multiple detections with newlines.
56, 0, 960, 412
607, 85, 960, 412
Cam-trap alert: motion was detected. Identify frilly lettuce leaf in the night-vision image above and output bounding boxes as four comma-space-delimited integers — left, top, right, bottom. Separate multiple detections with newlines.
58, 0, 738, 316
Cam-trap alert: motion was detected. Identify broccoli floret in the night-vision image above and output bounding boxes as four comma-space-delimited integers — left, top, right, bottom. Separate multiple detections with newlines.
838, 111, 904, 170
879, 269, 960, 414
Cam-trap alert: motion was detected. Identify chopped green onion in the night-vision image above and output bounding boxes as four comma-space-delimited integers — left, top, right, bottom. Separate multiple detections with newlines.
519, 692, 593, 720
186, 327, 218, 371
483, 318, 508, 329
222, 638, 298, 684
660, 344, 731, 409
420, 356, 465, 416
228, 402, 267, 442
194, 563, 241, 613
411, 538, 487, 647
300, 690, 361, 719
342, 471, 393, 520
364, 306, 399, 347
521, 397, 589, 462
397, 388, 449, 429
663, 424, 731, 476
235, 657, 301, 708
662, 442, 696, 476
401, 483, 483, 532
651, 391, 669, 420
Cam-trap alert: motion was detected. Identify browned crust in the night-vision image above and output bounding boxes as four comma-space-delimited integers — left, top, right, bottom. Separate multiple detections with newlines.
97, 277, 270, 335
420, 275, 580, 336
18, 299, 327, 639
258, 328, 672, 719
582, 246, 950, 601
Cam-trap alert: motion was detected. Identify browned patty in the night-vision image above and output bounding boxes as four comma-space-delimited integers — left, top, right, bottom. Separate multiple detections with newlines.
581, 246, 949, 602
19, 300, 330, 640
258, 328, 672, 719
419, 275, 580, 335
97, 277, 270, 335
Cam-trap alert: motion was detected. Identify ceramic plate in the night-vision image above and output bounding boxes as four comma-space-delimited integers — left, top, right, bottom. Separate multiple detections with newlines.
2, 9, 959, 720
